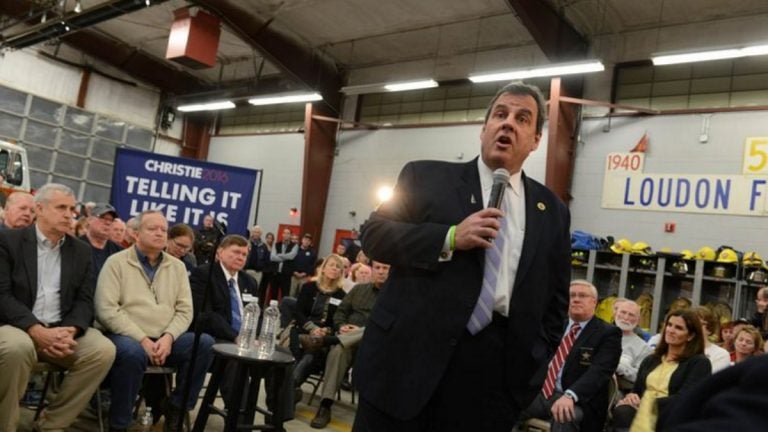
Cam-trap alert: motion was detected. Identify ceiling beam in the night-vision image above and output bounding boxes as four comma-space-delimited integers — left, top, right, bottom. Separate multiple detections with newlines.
0, 0, 209, 95
507, 0, 588, 62
61, 29, 211, 95
194, 0, 345, 113
1, 0, 172, 50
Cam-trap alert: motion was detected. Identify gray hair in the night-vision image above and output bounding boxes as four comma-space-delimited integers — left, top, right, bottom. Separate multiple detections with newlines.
570, 279, 599, 299
33, 183, 75, 205
484, 82, 547, 134
136, 209, 165, 228
125, 216, 139, 231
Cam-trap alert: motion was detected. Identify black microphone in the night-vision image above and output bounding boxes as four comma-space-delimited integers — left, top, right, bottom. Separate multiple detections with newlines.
487, 168, 511, 210
486, 168, 510, 242
213, 219, 227, 236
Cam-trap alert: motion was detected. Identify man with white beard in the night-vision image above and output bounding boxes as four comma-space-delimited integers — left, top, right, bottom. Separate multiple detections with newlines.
614, 299, 652, 391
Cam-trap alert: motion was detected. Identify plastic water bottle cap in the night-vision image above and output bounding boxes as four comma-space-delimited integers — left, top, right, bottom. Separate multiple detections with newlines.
269, 300, 278, 306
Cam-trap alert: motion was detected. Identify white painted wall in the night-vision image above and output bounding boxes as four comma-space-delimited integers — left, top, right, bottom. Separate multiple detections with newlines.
572, 110, 768, 254
207, 133, 306, 236
0, 49, 81, 105
0, 48, 161, 127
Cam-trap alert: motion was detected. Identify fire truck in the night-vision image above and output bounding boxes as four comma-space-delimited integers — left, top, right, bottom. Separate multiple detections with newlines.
0, 139, 31, 198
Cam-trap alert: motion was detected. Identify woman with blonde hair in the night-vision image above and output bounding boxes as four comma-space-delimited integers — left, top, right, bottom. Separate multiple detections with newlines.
290, 254, 346, 393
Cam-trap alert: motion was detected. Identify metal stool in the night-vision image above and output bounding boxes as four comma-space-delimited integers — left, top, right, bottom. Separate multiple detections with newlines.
134, 365, 191, 430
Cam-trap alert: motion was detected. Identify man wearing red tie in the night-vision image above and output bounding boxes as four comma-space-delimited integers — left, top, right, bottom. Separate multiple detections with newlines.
523, 280, 622, 432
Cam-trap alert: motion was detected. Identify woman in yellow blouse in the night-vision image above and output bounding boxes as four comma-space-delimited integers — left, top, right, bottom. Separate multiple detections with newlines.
612, 309, 711, 432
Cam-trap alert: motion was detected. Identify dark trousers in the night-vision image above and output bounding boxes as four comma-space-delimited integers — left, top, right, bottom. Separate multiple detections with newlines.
272, 272, 291, 302
353, 313, 520, 432
523, 391, 584, 432
257, 271, 276, 308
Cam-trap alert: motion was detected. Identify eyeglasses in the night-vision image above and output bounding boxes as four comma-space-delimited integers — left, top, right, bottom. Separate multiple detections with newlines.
569, 292, 595, 299
170, 238, 192, 252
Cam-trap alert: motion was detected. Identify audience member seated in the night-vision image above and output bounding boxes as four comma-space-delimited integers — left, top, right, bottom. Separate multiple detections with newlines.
0, 183, 115, 432
74, 216, 88, 237
166, 223, 198, 274
612, 309, 711, 432
730, 324, 763, 364
310, 261, 391, 429
189, 235, 257, 403
750, 286, 768, 341
290, 254, 346, 396
80, 203, 123, 287
614, 299, 653, 391
719, 318, 749, 353
109, 218, 127, 247
340, 257, 354, 292
354, 250, 370, 265
1, 191, 35, 229
692, 306, 731, 373
121, 216, 138, 248
348, 263, 372, 286
95, 210, 214, 432
521, 280, 622, 432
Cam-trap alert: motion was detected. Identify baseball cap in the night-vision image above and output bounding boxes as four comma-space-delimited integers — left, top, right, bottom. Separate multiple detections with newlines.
92, 203, 118, 218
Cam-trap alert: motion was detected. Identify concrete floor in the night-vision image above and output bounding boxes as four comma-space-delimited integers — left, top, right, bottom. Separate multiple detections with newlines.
18, 379, 357, 432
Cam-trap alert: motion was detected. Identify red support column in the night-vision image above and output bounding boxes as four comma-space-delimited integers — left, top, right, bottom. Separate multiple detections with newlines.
299, 103, 337, 245
180, 114, 213, 160
545, 77, 579, 205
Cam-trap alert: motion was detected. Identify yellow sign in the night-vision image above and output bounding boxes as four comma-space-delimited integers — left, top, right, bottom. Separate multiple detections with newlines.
743, 137, 768, 175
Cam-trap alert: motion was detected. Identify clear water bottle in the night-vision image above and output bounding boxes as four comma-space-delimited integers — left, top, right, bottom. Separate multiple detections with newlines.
237, 300, 261, 352
139, 406, 153, 430
257, 300, 280, 358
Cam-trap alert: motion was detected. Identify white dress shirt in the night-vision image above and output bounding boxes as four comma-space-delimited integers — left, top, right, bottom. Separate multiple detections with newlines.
34, 226, 64, 324
477, 157, 526, 317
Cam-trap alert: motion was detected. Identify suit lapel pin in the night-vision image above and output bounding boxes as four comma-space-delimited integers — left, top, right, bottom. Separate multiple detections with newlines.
537, 202, 546, 211
471, 194, 477, 204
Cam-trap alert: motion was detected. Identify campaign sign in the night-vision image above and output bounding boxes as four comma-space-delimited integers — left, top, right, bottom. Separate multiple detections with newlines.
111, 148, 260, 234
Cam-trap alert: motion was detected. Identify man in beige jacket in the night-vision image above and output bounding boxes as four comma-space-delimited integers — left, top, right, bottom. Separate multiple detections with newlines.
96, 210, 214, 432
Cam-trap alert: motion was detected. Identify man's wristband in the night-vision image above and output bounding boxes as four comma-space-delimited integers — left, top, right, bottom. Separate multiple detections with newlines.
448, 225, 456, 250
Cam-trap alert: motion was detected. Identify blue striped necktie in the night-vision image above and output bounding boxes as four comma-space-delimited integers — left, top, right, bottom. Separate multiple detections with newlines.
229, 278, 242, 333
467, 210, 508, 335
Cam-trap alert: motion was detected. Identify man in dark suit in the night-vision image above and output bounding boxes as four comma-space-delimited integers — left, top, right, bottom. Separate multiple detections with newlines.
0, 183, 115, 431
522, 280, 622, 432
353, 82, 571, 432
190, 234, 258, 344
190, 234, 258, 407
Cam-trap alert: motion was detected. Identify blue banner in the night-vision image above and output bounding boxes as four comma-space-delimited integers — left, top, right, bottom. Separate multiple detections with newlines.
111, 148, 260, 235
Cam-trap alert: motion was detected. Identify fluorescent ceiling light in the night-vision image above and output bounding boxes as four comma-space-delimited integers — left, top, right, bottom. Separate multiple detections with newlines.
469, 61, 605, 83
652, 43, 768, 65
248, 92, 322, 106
177, 101, 235, 112
384, 79, 438, 92
342, 79, 439, 95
